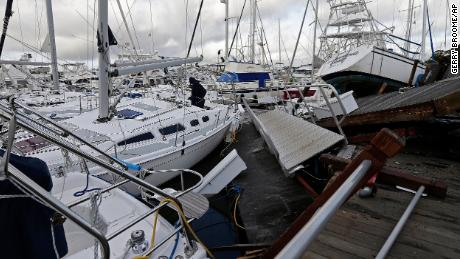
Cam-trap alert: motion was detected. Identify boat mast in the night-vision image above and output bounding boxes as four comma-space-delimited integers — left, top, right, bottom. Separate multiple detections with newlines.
45, 0, 59, 89
404, 0, 414, 56
288, 0, 310, 78
420, 0, 428, 59
225, 0, 229, 61
249, 0, 256, 63
311, 0, 319, 81
98, 0, 110, 120
278, 18, 281, 64
0, 0, 14, 58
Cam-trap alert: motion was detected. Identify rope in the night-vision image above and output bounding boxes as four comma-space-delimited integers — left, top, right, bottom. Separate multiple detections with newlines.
255, 5, 273, 66
233, 193, 245, 230
50, 223, 60, 259
0, 194, 29, 199
73, 162, 101, 197
228, 0, 247, 58
90, 191, 103, 259
138, 198, 216, 259
168, 227, 180, 259
186, 0, 205, 58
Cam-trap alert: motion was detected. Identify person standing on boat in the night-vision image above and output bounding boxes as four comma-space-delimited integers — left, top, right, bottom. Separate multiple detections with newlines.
189, 77, 207, 108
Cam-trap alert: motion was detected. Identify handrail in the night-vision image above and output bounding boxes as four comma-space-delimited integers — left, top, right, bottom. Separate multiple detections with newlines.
315, 83, 348, 144
67, 168, 203, 209
2, 99, 127, 169
0, 97, 207, 257
0, 99, 180, 204
7, 164, 111, 259
275, 160, 372, 258
375, 185, 425, 259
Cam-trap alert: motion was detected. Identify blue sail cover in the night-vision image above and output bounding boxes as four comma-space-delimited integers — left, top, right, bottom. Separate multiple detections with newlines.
218, 71, 270, 88
217, 72, 240, 83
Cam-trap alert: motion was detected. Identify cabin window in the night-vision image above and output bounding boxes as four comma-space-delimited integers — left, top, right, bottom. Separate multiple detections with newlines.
117, 132, 154, 146
159, 124, 186, 136
190, 119, 199, 127
202, 116, 209, 122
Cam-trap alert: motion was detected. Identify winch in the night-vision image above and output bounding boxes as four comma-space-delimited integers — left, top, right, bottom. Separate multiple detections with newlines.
130, 230, 149, 254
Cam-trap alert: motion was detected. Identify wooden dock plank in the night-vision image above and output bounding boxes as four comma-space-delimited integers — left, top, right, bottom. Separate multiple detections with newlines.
302, 151, 460, 258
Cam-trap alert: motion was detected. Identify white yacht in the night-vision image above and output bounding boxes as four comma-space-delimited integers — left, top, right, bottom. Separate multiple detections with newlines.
317, 0, 426, 96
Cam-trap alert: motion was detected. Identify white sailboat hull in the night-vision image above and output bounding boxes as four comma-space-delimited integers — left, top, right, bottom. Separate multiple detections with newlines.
318, 45, 425, 89
100, 121, 232, 195
127, 122, 231, 194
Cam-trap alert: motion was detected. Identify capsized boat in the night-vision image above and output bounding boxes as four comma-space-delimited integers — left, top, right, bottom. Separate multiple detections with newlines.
317, 0, 426, 96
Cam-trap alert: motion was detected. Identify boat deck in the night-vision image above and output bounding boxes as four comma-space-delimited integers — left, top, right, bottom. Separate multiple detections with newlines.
303, 151, 460, 258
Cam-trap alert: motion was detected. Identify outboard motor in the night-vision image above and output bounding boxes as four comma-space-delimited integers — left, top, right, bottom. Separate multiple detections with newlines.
0, 150, 68, 259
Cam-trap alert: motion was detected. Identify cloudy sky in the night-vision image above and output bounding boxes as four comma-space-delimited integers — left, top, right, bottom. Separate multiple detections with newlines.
0, 0, 452, 69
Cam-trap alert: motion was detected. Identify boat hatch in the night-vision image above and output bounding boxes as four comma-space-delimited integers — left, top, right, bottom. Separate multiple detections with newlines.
159, 123, 185, 136
117, 109, 143, 119
117, 132, 155, 146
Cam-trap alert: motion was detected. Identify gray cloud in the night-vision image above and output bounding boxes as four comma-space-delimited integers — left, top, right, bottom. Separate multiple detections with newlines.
1, 0, 451, 68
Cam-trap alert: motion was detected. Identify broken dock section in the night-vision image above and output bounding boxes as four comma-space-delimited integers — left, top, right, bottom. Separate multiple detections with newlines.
243, 98, 344, 175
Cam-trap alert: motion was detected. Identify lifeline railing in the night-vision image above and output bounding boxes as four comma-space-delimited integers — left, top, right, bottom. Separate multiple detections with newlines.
275, 160, 372, 258
281, 82, 349, 144
0, 96, 205, 259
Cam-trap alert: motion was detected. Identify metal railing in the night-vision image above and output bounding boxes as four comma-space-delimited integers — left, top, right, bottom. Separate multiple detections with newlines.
275, 160, 372, 259
273, 81, 349, 143
0, 97, 206, 259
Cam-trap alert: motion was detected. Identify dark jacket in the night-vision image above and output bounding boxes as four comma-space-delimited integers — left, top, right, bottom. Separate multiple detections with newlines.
190, 81, 207, 108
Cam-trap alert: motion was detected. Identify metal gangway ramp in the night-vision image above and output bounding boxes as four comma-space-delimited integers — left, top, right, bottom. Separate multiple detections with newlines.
243, 98, 344, 176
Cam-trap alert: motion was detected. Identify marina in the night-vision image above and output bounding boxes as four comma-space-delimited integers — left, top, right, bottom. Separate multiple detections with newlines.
0, 0, 459, 259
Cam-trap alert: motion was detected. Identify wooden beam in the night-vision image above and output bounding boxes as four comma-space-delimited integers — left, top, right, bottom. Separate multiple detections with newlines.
319, 154, 448, 198
262, 128, 405, 258
296, 175, 319, 198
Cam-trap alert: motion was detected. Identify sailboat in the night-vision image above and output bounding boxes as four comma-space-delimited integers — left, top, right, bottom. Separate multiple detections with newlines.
0, 1, 219, 258
0, 97, 212, 259
11, 0, 238, 197
317, 0, 426, 96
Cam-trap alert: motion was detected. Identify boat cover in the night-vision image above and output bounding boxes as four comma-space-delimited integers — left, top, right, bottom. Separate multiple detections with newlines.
0, 150, 68, 259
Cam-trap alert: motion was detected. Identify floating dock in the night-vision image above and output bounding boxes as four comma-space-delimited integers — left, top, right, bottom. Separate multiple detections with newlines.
244, 98, 344, 175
